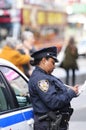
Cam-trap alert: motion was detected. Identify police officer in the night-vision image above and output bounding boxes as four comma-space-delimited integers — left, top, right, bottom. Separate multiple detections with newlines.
28, 46, 79, 130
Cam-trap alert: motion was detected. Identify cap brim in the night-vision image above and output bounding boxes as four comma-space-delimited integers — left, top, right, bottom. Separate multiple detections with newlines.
51, 56, 58, 62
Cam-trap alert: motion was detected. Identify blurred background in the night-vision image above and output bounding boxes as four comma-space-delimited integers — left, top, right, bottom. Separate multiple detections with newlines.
0, 1, 86, 130
0, 0, 86, 52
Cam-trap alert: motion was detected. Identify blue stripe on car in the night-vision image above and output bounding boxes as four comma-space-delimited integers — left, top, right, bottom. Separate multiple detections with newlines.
0, 110, 34, 127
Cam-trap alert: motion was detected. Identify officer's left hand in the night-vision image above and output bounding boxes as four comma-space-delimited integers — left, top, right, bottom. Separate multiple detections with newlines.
71, 84, 79, 95
65, 84, 79, 95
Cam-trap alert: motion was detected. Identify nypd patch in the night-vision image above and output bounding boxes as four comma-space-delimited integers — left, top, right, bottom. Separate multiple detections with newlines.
38, 80, 49, 92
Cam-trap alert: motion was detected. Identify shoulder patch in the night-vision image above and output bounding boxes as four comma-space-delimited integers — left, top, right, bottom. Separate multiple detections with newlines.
38, 80, 49, 92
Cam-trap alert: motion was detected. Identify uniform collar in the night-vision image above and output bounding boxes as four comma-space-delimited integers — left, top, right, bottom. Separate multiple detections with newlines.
36, 66, 47, 74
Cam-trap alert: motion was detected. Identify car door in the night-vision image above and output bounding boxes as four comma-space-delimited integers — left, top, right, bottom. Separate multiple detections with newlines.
0, 66, 34, 130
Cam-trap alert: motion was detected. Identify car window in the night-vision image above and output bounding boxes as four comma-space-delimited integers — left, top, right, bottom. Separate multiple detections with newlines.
0, 66, 31, 108
0, 82, 11, 112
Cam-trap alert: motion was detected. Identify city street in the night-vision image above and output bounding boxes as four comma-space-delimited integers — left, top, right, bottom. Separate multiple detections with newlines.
0, 1, 86, 130
69, 57, 86, 130
69, 88, 86, 130
52, 56, 86, 85
52, 56, 86, 130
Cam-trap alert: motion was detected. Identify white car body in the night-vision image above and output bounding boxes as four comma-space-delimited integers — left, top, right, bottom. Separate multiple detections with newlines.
0, 58, 34, 130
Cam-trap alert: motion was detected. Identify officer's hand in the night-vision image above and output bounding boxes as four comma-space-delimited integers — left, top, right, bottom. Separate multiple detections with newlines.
71, 84, 79, 94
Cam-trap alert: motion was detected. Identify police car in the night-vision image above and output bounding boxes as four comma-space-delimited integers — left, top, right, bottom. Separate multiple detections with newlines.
0, 58, 34, 130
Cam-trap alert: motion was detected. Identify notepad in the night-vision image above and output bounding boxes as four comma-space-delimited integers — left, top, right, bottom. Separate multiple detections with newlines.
78, 80, 86, 94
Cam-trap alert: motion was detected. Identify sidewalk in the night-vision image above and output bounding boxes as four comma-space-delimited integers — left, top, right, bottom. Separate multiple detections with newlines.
52, 66, 86, 85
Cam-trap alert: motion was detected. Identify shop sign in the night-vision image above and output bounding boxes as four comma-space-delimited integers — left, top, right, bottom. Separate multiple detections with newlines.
37, 11, 46, 25
37, 10, 67, 26
47, 12, 65, 25
22, 9, 31, 25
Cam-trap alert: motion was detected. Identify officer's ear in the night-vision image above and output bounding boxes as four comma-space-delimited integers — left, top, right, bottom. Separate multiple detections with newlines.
42, 57, 47, 64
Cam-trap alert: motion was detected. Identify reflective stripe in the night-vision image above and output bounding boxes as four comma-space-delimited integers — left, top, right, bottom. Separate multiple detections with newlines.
0, 110, 34, 128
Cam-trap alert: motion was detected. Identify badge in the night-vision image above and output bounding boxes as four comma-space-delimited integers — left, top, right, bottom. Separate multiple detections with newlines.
38, 80, 49, 92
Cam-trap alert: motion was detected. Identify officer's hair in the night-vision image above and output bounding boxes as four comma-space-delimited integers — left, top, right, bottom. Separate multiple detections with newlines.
30, 58, 42, 66
30, 56, 50, 66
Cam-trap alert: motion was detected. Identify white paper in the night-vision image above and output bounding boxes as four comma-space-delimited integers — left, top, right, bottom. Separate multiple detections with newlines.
78, 80, 86, 94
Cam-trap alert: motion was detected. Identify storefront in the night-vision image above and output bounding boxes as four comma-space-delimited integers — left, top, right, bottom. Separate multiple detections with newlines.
21, 7, 67, 50
0, 8, 21, 40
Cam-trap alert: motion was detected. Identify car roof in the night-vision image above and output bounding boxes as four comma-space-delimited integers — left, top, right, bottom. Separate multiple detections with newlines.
0, 58, 28, 81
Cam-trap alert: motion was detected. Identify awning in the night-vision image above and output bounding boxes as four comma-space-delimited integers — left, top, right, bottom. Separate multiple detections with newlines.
0, 9, 21, 23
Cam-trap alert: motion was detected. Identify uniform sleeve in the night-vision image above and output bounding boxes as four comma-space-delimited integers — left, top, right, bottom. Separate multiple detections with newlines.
36, 78, 76, 110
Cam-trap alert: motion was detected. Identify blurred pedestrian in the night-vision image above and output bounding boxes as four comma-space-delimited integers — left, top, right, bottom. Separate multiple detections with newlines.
0, 36, 31, 73
28, 46, 79, 130
17, 31, 36, 78
61, 37, 78, 86
21, 30, 36, 54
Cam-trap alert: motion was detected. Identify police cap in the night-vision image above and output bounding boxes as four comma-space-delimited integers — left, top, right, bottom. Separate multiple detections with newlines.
31, 46, 58, 62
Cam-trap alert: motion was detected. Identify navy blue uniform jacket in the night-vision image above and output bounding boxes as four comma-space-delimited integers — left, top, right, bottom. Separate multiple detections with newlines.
28, 66, 77, 114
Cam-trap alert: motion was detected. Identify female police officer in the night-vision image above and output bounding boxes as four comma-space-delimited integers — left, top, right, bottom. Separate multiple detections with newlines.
28, 46, 79, 130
